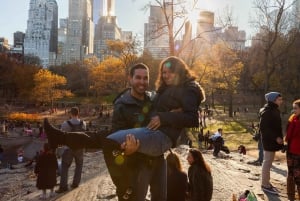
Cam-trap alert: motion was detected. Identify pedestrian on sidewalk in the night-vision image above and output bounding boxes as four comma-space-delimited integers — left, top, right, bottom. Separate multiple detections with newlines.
260, 92, 284, 195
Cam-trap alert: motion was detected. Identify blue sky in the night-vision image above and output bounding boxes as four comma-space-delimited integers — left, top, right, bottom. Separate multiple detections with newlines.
0, 0, 254, 45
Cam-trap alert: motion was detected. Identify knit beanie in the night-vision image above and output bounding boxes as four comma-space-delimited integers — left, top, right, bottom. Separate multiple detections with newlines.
265, 92, 281, 102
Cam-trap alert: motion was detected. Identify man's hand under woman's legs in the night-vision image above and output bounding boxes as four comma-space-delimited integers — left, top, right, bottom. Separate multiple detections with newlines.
121, 134, 140, 155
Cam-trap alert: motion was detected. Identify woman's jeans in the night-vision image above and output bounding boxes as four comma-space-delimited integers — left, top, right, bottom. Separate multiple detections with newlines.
107, 127, 172, 157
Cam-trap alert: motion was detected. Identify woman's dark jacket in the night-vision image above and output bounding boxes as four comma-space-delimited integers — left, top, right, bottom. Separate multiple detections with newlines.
259, 101, 283, 151
35, 152, 58, 189
188, 164, 213, 201
153, 80, 205, 146
167, 169, 188, 201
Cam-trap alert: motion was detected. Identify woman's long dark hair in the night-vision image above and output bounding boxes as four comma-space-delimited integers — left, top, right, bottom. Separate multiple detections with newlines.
155, 56, 196, 91
189, 148, 211, 174
166, 152, 183, 175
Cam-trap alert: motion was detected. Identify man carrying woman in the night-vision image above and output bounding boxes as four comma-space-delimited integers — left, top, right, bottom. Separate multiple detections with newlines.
44, 56, 205, 200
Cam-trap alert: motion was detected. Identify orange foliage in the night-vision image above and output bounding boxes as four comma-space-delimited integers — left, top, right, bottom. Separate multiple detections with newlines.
8, 112, 41, 122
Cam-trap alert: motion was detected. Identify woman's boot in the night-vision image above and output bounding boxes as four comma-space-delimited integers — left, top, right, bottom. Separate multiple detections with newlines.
287, 176, 295, 201
102, 138, 133, 200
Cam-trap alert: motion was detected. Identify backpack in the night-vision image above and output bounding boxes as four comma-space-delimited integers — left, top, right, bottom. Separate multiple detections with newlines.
67, 120, 85, 132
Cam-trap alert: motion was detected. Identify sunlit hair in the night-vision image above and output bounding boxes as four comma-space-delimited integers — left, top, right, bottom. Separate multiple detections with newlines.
155, 56, 196, 90
166, 152, 183, 175
293, 99, 300, 108
189, 148, 211, 173
129, 63, 149, 77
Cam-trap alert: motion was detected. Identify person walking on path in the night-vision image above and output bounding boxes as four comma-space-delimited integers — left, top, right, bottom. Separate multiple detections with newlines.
285, 99, 300, 201
260, 92, 284, 195
56, 107, 87, 193
34, 143, 58, 200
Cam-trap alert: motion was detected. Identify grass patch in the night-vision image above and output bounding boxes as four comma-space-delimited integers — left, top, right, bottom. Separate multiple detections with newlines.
188, 111, 258, 152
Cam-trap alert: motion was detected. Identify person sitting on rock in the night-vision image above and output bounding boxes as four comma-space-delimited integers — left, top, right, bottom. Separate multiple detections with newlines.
210, 128, 230, 157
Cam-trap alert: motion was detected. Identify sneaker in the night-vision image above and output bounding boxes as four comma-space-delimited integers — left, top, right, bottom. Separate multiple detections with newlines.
261, 185, 279, 195
55, 188, 68, 194
247, 160, 262, 166
49, 192, 56, 197
270, 184, 280, 192
39, 194, 47, 200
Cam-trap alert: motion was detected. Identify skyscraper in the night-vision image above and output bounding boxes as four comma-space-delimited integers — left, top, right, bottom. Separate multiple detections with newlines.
24, 0, 58, 67
65, 0, 94, 64
294, 0, 300, 29
13, 31, 25, 48
144, 4, 170, 59
94, 0, 122, 60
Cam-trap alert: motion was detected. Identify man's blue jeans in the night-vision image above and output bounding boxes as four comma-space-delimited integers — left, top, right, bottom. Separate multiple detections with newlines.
107, 127, 172, 157
60, 148, 84, 189
134, 156, 167, 201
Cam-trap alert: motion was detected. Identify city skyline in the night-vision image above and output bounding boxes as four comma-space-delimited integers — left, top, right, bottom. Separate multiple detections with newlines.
1, 0, 255, 45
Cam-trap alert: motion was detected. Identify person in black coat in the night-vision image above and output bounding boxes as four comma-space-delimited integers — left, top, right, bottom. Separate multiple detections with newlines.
259, 92, 284, 194
35, 143, 58, 199
166, 151, 188, 201
187, 148, 213, 201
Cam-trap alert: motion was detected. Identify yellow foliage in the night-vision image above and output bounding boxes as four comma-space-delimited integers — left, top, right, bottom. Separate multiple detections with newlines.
194, 42, 244, 93
90, 56, 126, 95
8, 112, 41, 122
32, 69, 72, 104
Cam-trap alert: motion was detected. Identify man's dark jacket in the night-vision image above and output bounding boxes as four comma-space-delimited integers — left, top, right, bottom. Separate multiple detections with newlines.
112, 89, 152, 131
259, 101, 283, 151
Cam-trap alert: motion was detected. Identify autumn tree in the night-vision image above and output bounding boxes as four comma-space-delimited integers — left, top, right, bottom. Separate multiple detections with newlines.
0, 54, 39, 101
137, 50, 161, 90
251, 0, 296, 95
281, 30, 300, 96
106, 38, 141, 87
31, 69, 72, 108
50, 56, 100, 96
195, 42, 243, 116
89, 56, 125, 97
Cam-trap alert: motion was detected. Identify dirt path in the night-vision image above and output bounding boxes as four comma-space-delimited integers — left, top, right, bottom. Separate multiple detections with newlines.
2, 145, 288, 201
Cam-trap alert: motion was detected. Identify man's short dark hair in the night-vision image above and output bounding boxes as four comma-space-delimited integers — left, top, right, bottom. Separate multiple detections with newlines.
129, 63, 149, 77
70, 107, 79, 116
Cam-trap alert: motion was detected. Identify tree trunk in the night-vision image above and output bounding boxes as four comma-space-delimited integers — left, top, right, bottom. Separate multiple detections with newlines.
228, 92, 233, 117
